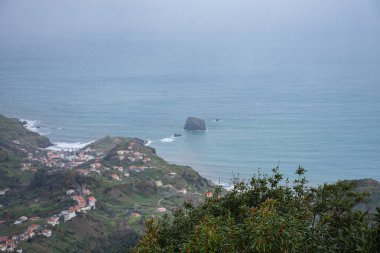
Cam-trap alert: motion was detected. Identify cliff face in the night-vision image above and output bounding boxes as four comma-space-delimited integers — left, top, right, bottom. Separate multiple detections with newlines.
0, 114, 52, 150
184, 117, 206, 131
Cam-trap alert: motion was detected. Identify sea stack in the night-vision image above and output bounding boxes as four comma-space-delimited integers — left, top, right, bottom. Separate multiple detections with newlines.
184, 117, 206, 131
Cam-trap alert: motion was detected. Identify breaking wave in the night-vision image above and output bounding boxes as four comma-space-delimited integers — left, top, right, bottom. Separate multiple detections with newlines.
46, 141, 94, 151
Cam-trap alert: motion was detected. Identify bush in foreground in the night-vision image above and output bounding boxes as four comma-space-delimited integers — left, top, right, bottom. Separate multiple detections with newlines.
133, 167, 380, 252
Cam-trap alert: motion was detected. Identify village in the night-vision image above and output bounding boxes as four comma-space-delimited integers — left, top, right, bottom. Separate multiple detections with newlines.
0, 184, 96, 253
1, 139, 213, 252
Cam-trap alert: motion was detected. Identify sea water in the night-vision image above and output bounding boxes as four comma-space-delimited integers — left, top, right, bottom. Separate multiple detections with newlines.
1, 37, 379, 185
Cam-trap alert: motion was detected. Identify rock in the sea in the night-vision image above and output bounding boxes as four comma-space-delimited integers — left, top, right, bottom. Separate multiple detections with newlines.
173, 133, 182, 137
184, 117, 206, 131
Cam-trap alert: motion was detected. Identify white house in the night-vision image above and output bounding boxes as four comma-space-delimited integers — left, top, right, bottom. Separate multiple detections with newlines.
66, 189, 75, 195
88, 196, 97, 209
47, 217, 60, 227
62, 210, 76, 222
42, 229, 52, 238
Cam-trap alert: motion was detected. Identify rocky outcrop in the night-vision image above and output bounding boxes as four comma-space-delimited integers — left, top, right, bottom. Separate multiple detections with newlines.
184, 117, 206, 131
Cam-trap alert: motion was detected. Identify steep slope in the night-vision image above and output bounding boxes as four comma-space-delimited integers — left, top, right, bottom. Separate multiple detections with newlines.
0, 115, 52, 188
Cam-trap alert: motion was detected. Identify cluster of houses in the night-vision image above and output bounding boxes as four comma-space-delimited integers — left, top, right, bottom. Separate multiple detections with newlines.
0, 221, 52, 252
72, 143, 154, 182
2, 139, 212, 252
116, 148, 151, 164
61, 187, 96, 222
0, 186, 97, 253
17, 146, 103, 172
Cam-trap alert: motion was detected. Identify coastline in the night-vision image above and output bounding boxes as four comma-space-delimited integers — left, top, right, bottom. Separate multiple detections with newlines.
11, 115, 380, 186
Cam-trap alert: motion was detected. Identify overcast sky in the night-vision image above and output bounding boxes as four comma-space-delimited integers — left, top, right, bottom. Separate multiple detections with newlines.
0, 0, 379, 44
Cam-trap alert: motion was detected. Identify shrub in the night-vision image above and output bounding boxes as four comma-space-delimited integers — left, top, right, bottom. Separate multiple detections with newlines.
133, 167, 380, 253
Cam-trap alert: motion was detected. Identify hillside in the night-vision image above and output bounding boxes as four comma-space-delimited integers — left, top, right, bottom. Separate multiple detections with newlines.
1, 114, 379, 252
0, 115, 52, 189
0, 114, 212, 252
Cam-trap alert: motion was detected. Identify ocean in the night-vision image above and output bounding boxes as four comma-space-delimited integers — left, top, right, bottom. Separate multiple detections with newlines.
1, 37, 379, 186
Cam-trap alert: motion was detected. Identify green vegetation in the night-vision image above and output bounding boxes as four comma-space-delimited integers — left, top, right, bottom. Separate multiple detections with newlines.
1, 113, 380, 252
134, 167, 380, 253
349, 179, 380, 213
0, 114, 212, 252
0, 114, 51, 149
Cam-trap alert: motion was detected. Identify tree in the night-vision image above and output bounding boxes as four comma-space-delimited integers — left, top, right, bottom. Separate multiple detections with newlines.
132, 167, 380, 252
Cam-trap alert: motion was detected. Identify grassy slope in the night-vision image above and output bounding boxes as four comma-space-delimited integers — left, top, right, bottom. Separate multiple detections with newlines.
0, 114, 212, 252
0, 114, 52, 188
0, 114, 51, 150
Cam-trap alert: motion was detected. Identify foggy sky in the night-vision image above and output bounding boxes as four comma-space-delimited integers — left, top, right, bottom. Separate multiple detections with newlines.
0, 0, 380, 44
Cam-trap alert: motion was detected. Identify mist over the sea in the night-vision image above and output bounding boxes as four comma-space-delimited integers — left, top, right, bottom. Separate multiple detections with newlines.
1, 0, 380, 185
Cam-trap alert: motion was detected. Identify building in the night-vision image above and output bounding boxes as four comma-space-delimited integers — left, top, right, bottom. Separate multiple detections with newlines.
155, 180, 163, 187
0, 188, 10, 195
157, 207, 166, 213
73, 195, 86, 207
66, 189, 75, 195
80, 206, 91, 212
24, 230, 35, 240
130, 212, 141, 218
111, 174, 121, 181
82, 187, 91, 195
19, 216, 28, 222
143, 158, 151, 163
0, 237, 7, 242
62, 209, 76, 222
0, 240, 16, 252
88, 196, 97, 209
47, 216, 60, 227
205, 191, 213, 198
42, 229, 52, 238
178, 188, 187, 194
0, 244, 6, 252
27, 224, 39, 231
90, 162, 102, 169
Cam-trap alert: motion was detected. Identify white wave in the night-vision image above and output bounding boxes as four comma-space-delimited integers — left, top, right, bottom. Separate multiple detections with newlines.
46, 141, 94, 151
145, 140, 154, 146
20, 119, 40, 132
19, 118, 50, 135
212, 181, 233, 191
160, 136, 175, 143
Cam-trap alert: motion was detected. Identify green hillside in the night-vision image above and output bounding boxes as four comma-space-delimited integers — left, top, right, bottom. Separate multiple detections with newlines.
1, 113, 379, 253
0, 114, 212, 252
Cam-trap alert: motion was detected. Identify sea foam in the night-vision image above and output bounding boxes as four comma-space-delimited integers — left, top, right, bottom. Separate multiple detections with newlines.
160, 137, 175, 143
47, 141, 94, 151
19, 118, 50, 135
145, 140, 154, 146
